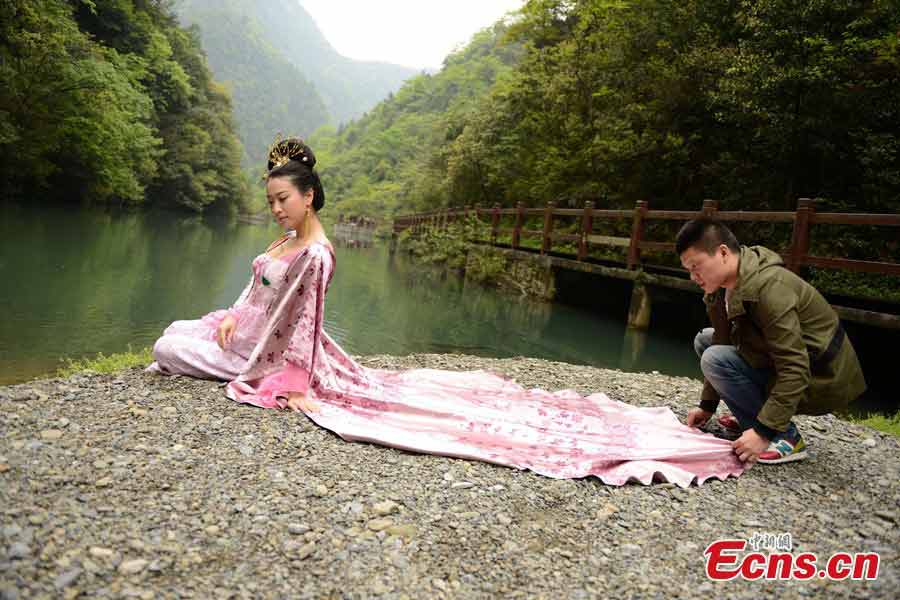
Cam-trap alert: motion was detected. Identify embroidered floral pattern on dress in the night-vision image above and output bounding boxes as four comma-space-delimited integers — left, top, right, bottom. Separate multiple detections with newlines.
151, 240, 748, 487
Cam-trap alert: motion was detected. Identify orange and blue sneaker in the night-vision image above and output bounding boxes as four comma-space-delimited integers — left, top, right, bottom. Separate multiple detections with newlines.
758, 431, 808, 464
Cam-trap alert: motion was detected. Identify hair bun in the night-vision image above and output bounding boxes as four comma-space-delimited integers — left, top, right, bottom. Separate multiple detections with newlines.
267, 137, 316, 171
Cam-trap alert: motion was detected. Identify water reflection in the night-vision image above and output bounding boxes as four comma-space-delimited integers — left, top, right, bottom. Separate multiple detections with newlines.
0, 204, 282, 383
1, 203, 703, 385
620, 327, 648, 372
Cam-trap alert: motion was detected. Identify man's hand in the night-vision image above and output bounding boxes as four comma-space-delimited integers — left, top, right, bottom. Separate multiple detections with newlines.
217, 315, 237, 350
733, 428, 769, 463
286, 392, 319, 414
686, 408, 714, 429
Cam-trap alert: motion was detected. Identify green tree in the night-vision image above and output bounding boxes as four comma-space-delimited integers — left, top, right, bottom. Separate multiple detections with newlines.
1, 0, 248, 210
0, 0, 160, 203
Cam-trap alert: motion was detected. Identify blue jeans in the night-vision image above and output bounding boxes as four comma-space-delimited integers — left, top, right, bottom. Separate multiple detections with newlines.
694, 328, 798, 441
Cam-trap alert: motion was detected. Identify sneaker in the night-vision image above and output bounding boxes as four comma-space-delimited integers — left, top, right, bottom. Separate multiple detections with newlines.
758, 434, 808, 464
717, 414, 742, 433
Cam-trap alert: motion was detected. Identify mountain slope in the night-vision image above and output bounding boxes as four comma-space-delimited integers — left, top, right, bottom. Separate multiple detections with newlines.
176, 0, 417, 161
250, 0, 418, 125
308, 22, 523, 218
176, 0, 329, 165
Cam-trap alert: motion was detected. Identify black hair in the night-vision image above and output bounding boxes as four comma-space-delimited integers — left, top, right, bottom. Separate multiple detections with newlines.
266, 138, 325, 211
675, 218, 740, 255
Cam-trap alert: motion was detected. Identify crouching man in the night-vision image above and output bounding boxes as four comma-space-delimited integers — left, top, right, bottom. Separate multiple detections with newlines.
676, 218, 866, 464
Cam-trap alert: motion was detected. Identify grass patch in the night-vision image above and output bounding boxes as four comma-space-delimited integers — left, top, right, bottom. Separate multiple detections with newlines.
57, 346, 153, 378
846, 412, 900, 437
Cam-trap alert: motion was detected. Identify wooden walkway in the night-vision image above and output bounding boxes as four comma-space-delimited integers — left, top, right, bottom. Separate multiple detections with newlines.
394, 199, 900, 330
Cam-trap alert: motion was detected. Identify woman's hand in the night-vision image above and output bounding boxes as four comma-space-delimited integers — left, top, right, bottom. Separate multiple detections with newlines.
286, 392, 319, 414
217, 315, 237, 350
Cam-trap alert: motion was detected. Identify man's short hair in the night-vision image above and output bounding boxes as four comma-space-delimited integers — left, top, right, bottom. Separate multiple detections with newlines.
675, 218, 741, 255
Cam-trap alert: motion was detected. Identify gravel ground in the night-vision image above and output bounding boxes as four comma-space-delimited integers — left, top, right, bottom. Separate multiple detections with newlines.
1, 354, 897, 599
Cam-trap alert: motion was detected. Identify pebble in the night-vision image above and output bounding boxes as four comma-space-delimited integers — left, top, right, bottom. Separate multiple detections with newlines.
367, 518, 394, 532
373, 500, 399, 516
741, 519, 764, 528
286, 542, 316, 560
0, 586, 19, 600
386, 524, 417, 539
451, 481, 475, 489
2, 525, 22, 538
875, 510, 896, 524
8, 542, 30, 559
54, 568, 82, 589
89, 547, 114, 559
119, 559, 149, 575
288, 523, 310, 535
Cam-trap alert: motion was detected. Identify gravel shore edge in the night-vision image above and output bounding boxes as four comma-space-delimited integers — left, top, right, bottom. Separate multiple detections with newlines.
2, 353, 896, 599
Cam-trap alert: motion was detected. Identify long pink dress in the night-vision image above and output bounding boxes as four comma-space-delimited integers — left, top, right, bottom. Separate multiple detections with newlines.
150, 238, 747, 487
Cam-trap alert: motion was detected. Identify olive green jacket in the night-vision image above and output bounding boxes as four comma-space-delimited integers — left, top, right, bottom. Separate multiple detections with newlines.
699, 246, 866, 437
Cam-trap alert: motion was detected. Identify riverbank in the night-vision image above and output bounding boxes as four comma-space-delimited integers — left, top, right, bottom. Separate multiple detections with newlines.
2, 354, 897, 598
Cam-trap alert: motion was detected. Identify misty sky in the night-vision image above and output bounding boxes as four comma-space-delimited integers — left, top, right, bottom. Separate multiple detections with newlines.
300, 0, 525, 70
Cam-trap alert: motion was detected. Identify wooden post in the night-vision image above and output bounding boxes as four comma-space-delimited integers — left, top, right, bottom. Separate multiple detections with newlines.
472, 204, 481, 241
541, 201, 555, 255
627, 282, 652, 330
627, 200, 648, 270
702, 198, 719, 217
578, 201, 594, 261
512, 202, 524, 249
620, 326, 648, 370
789, 198, 815, 272
491, 204, 500, 245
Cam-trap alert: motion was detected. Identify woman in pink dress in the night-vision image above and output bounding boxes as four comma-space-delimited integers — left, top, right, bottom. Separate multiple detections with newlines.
149, 138, 747, 487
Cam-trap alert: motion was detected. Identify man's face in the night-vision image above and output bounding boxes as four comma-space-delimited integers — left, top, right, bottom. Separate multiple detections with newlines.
680, 245, 730, 294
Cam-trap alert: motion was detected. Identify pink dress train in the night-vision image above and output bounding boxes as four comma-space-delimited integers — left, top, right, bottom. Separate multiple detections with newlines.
150, 238, 747, 487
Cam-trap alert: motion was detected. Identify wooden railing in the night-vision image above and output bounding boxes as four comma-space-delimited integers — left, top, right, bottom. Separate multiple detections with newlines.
393, 199, 900, 278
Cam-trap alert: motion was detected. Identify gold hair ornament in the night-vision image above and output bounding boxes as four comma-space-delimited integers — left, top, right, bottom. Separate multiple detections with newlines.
267, 135, 311, 171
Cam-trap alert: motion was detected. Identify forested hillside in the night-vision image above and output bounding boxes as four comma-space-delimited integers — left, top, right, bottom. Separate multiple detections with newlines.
176, 0, 417, 167
316, 0, 900, 224
0, 0, 247, 211
309, 23, 523, 218
245, 0, 418, 126
175, 0, 329, 166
